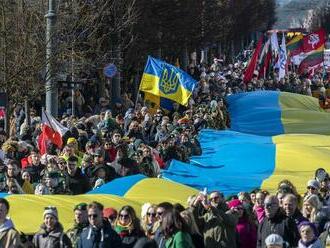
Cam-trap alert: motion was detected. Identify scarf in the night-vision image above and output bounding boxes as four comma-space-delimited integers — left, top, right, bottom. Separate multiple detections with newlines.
114, 222, 133, 238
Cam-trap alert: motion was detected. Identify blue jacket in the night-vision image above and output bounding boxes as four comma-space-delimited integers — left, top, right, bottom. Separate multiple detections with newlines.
77, 222, 122, 248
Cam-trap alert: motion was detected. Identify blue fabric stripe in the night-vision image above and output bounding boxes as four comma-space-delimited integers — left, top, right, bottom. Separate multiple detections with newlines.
227, 91, 284, 136
87, 174, 146, 196
162, 130, 276, 196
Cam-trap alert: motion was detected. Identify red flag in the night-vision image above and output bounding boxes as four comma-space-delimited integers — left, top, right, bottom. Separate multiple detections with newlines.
303, 28, 326, 53
37, 110, 69, 155
243, 35, 264, 83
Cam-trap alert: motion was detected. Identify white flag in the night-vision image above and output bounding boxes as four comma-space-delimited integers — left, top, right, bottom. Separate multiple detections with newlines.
278, 34, 287, 80
271, 32, 280, 55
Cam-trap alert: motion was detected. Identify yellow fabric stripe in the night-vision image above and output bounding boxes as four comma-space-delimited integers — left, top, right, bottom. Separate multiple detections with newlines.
124, 178, 198, 205
139, 73, 191, 106
6, 178, 197, 234
261, 134, 330, 194
280, 92, 330, 135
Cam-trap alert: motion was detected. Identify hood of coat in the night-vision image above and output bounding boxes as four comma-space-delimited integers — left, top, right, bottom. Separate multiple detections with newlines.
0, 218, 14, 233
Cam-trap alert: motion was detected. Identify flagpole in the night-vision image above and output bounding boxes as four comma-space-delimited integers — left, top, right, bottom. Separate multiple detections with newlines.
134, 73, 141, 111
43, 108, 56, 132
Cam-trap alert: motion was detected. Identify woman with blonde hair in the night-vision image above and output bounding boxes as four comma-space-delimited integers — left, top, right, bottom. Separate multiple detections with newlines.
302, 194, 328, 233
140, 203, 159, 239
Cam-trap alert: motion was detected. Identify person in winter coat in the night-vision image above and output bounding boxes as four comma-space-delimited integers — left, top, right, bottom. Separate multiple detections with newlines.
66, 203, 89, 247
114, 205, 145, 248
257, 195, 299, 248
33, 206, 72, 248
298, 221, 323, 248
191, 192, 238, 248
0, 198, 22, 248
77, 201, 122, 248
162, 209, 195, 248
319, 221, 330, 247
228, 199, 257, 248
64, 156, 90, 194
282, 194, 308, 227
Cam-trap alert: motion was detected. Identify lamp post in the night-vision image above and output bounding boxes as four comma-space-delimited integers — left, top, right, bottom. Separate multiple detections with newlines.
45, 0, 58, 116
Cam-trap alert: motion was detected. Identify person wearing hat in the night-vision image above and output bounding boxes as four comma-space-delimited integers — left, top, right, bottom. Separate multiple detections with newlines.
66, 203, 88, 247
33, 206, 72, 248
297, 221, 323, 248
305, 179, 321, 197
103, 207, 118, 228
227, 199, 257, 248
265, 234, 284, 248
64, 156, 90, 195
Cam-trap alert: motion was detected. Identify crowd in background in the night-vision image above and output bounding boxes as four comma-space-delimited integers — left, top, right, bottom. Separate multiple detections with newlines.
0, 55, 329, 247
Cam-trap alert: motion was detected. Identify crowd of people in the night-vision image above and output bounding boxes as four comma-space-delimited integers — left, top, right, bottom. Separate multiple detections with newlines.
0, 173, 330, 247
0, 53, 329, 247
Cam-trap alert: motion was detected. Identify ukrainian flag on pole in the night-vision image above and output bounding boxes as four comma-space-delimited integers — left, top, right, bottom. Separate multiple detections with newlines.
139, 56, 197, 106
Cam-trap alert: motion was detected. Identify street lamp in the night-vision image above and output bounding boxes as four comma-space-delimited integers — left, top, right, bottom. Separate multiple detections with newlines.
45, 0, 58, 117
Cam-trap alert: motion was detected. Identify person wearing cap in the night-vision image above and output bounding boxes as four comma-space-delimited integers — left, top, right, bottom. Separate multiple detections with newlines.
0, 198, 22, 247
77, 201, 122, 248
227, 199, 257, 248
265, 234, 284, 248
257, 195, 299, 248
33, 206, 72, 248
305, 179, 321, 200
64, 156, 90, 195
103, 207, 118, 228
66, 203, 88, 247
298, 221, 323, 248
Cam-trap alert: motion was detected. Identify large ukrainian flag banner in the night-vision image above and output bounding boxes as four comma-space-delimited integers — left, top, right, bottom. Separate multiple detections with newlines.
139, 56, 197, 106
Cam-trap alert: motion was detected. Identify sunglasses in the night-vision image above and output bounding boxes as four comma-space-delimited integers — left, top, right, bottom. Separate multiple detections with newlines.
210, 196, 220, 202
120, 214, 129, 219
147, 212, 156, 217
307, 186, 316, 190
88, 214, 98, 218
156, 211, 164, 216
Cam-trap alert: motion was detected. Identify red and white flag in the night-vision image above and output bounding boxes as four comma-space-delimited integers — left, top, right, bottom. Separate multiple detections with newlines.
38, 110, 69, 154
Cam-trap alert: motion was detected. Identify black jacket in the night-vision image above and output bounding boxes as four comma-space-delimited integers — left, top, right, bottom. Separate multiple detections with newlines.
257, 210, 299, 248
65, 168, 90, 194
77, 222, 122, 248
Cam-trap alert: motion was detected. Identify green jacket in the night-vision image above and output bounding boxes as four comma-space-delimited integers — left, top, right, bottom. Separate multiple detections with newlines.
165, 231, 195, 248
192, 204, 238, 248
66, 222, 88, 247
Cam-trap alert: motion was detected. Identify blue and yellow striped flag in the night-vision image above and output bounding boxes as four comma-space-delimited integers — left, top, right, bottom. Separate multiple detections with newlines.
139, 56, 197, 106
